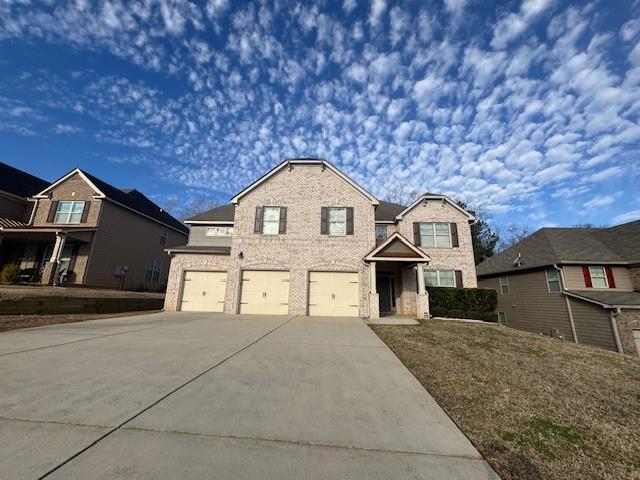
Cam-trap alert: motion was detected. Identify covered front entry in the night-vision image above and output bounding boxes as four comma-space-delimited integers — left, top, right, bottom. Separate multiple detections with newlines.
239, 270, 290, 315
364, 233, 431, 319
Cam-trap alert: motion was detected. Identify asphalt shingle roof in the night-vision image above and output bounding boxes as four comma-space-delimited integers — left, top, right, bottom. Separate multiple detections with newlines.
375, 200, 406, 221
80, 171, 188, 234
477, 221, 640, 277
0, 162, 49, 198
567, 290, 640, 307
187, 204, 235, 222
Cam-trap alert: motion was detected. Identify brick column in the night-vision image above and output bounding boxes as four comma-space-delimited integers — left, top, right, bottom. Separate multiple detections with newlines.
415, 262, 429, 320
41, 232, 66, 286
368, 262, 380, 319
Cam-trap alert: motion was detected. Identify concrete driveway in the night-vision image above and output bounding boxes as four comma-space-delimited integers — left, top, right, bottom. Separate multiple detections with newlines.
0, 312, 498, 480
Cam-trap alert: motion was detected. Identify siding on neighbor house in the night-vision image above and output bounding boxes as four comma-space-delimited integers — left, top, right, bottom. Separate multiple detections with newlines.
478, 269, 574, 340
567, 297, 618, 351
629, 266, 640, 291
84, 200, 187, 290
563, 265, 634, 291
187, 226, 232, 247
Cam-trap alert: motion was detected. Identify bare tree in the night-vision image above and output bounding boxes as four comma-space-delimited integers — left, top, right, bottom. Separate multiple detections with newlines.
497, 224, 534, 252
383, 184, 420, 205
179, 196, 223, 221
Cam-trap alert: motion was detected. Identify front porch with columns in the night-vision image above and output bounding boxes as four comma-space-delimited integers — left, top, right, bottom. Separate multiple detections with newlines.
364, 232, 431, 320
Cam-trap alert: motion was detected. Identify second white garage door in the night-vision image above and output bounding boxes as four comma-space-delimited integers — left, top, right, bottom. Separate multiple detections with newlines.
239, 270, 290, 315
180, 271, 227, 312
308, 271, 359, 317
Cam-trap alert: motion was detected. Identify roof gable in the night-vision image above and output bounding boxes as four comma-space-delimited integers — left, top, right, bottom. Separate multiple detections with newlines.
230, 159, 379, 205
186, 204, 235, 224
365, 233, 430, 261
396, 194, 475, 222
0, 162, 49, 199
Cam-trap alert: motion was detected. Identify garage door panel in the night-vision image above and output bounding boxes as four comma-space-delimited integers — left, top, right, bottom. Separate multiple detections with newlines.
308, 272, 359, 317
180, 271, 227, 312
239, 270, 290, 315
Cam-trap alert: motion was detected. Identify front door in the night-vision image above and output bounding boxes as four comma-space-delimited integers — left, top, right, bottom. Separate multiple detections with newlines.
378, 275, 394, 314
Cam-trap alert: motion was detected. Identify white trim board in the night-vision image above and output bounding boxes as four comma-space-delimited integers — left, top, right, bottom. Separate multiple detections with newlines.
364, 232, 430, 262
395, 195, 475, 222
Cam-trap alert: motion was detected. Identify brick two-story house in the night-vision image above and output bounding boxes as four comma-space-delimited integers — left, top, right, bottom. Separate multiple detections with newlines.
0, 162, 188, 290
164, 158, 477, 318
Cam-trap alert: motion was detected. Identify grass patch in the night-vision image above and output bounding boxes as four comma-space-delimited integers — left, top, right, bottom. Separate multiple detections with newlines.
371, 320, 640, 480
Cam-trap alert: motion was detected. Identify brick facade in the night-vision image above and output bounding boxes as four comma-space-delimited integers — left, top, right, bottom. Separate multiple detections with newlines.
617, 309, 640, 357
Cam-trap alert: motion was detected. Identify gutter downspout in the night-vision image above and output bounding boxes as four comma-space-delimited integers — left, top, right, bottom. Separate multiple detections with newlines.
28, 198, 38, 225
555, 264, 578, 344
610, 307, 624, 354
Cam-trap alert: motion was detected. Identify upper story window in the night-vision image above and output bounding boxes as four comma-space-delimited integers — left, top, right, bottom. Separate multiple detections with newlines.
160, 227, 168, 246
499, 275, 509, 294
545, 268, 561, 292
424, 269, 456, 287
54, 201, 85, 224
262, 207, 281, 235
329, 208, 347, 236
417, 222, 452, 248
320, 207, 354, 236
205, 226, 233, 237
589, 266, 608, 288
375, 225, 388, 244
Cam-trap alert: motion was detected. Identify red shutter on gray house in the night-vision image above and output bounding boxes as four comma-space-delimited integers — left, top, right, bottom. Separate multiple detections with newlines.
47, 201, 59, 223
320, 207, 328, 235
254, 206, 263, 234
278, 207, 287, 234
450, 223, 459, 247
604, 266, 616, 288
413, 223, 421, 246
582, 266, 592, 288
455, 270, 463, 288
346, 207, 354, 235
80, 202, 91, 223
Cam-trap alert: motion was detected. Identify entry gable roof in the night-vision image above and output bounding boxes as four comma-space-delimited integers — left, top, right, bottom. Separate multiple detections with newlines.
395, 194, 475, 222
230, 158, 379, 205
364, 232, 430, 262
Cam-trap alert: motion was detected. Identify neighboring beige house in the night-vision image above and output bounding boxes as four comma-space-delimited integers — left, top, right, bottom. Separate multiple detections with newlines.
0, 162, 188, 290
165, 158, 477, 319
477, 221, 640, 356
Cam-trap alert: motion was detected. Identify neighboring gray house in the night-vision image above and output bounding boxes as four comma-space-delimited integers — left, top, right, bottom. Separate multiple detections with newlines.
0, 163, 188, 290
165, 158, 478, 319
477, 221, 640, 356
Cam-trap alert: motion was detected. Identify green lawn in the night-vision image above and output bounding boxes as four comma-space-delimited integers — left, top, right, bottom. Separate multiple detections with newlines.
371, 320, 640, 480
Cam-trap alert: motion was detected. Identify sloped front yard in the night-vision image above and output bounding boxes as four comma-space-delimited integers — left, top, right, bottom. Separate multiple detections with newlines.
371, 320, 640, 480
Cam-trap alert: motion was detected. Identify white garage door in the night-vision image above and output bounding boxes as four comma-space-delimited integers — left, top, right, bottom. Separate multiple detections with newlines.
180, 271, 227, 312
239, 270, 290, 315
308, 271, 359, 317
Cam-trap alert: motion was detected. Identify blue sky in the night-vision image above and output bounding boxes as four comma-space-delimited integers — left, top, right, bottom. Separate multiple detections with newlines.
0, 0, 639, 228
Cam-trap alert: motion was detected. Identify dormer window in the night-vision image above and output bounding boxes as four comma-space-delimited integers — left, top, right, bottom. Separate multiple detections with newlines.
54, 201, 85, 224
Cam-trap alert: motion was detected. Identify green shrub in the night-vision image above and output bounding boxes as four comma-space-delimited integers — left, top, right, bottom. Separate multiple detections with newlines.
429, 306, 448, 318
481, 312, 498, 323
427, 286, 497, 313
448, 308, 466, 318
464, 310, 485, 320
0, 264, 21, 284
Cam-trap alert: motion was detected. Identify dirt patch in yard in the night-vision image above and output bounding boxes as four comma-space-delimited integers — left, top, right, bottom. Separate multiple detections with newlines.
0, 285, 164, 301
0, 311, 162, 332
371, 320, 640, 480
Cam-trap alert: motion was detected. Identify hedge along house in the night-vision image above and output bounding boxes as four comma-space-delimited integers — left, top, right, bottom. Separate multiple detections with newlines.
0, 163, 188, 290
476, 221, 640, 356
164, 158, 478, 319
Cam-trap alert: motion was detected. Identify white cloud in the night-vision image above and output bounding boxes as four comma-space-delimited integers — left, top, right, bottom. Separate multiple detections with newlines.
443, 0, 468, 15
492, 0, 555, 49
368, 0, 386, 27
584, 194, 616, 209
612, 209, 640, 224
620, 18, 640, 42
343, 0, 357, 13
587, 166, 624, 182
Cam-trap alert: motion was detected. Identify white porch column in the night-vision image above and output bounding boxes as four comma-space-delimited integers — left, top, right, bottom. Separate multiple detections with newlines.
369, 261, 377, 293
416, 262, 426, 295
50, 232, 67, 284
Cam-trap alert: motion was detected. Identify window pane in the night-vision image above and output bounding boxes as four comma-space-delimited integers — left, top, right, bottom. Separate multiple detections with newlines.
436, 234, 451, 248
263, 220, 279, 235
375, 225, 387, 242
419, 223, 435, 247
592, 277, 607, 288
589, 267, 607, 288
71, 202, 85, 213
548, 280, 561, 292
262, 207, 280, 235
330, 221, 346, 235
439, 270, 455, 287
69, 213, 82, 223
57, 202, 72, 213
329, 208, 346, 235
54, 212, 68, 223
435, 223, 449, 235
425, 271, 438, 286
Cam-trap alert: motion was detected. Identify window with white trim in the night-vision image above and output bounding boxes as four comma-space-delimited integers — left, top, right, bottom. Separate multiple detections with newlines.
545, 268, 561, 292
499, 275, 509, 294
54, 201, 85, 224
419, 223, 451, 248
498, 312, 507, 326
205, 226, 233, 237
424, 269, 456, 287
375, 225, 388, 244
589, 266, 608, 288
160, 227, 168, 246
144, 259, 161, 283
329, 207, 347, 236
262, 207, 281, 235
